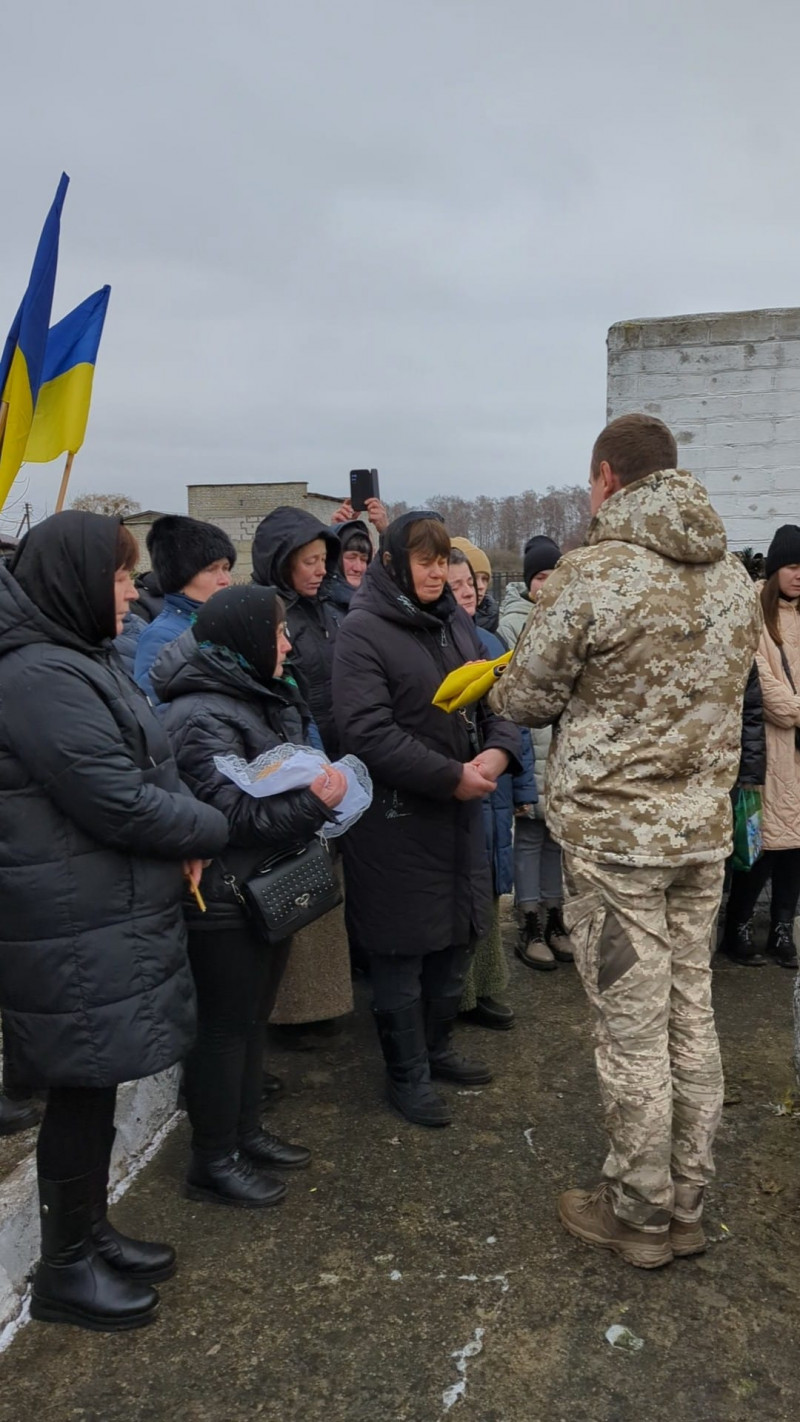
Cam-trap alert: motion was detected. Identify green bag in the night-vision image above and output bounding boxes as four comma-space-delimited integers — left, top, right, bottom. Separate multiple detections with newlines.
731, 787, 763, 873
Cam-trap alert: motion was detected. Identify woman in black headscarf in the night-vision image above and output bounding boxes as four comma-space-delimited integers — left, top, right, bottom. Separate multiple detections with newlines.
154, 586, 347, 1209
331, 513, 521, 1128
0, 511, 229, 1333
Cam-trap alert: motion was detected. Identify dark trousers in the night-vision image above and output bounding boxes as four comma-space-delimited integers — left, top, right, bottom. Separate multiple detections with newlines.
36, 1085, 117, 1181
185, 925, 292, 1157
728, 847, 800, 925
370, 945, 472, 1012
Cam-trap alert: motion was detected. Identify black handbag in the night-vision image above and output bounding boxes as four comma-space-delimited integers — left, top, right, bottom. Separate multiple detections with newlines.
222, 839, 343, 947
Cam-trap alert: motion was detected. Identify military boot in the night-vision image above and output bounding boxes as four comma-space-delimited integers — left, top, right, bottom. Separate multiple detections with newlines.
515, 906, 556, 972
766, 920, 798, 969
558, 1183, 673, 1269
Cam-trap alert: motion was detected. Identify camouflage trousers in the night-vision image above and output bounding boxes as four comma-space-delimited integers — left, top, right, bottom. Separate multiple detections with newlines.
562, 851, 725, 1229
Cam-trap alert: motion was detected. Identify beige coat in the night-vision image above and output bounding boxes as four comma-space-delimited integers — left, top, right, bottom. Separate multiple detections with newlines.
755, 597, 800, 850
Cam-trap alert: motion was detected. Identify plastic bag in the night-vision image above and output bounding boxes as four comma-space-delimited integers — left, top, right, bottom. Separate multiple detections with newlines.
731, 787, 763, 873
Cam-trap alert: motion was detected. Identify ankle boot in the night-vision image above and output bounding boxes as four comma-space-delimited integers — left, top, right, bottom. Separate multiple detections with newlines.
545, 905, 574, 963
515, 907, 556, 972
0, 1093, 40, 1136
185, 1151, 287, 1208
89, 1157, 177, 1284
722, 918, 767, 965
767, 920, 798, 968
373, 1005, 451, 1127
239, 1128, 312, 1170
30, 1175, 159, 1331
424, 997, 493, 1085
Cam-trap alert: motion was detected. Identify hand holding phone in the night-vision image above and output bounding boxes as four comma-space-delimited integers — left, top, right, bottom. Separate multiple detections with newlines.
350, 468, 380, 512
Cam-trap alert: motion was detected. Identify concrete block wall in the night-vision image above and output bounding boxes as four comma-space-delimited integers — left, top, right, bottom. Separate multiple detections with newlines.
188, 482, 342, 579
607, 309, 800, 552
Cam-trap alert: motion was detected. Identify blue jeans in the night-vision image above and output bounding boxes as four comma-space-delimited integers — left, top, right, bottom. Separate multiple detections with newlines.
514, 817, 562, 908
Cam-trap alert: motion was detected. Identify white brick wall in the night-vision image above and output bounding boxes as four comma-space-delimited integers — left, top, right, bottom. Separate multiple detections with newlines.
607, 310, 800, 552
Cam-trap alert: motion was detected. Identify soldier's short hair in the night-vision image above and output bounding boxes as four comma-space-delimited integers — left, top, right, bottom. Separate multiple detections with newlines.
591, 414, 678, 486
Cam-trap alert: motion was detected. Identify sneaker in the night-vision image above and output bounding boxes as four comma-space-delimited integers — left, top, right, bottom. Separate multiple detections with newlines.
557, 1183, 673, 1269
515, 909, 556, 972
545, 906, 574, 963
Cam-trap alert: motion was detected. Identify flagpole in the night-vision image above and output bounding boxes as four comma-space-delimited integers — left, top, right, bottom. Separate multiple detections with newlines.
55, 451, 74, 513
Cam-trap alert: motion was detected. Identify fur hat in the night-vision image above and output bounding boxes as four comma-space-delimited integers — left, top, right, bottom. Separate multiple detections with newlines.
765, 524, 800, 581
450, 537, 491, 578
146, 515, 236, 595
523, 535, 561, 589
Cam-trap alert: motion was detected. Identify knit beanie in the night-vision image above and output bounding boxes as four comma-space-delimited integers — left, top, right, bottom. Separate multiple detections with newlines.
765, 525, 800, 580
146, 515, 236, 595
523, 536, 561, 589
450, 537, 491, 578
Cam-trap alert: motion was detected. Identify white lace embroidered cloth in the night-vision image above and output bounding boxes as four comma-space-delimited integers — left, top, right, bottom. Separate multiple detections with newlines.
213, 745, 372, 840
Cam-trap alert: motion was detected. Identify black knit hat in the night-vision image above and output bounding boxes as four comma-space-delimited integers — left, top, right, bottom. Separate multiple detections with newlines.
765, 525, 800, 580
523, 535, 561, 589
146, 515, 236, 595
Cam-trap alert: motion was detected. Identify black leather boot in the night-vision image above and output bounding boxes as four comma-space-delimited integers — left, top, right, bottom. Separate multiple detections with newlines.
239, 1129, 311, 1169
722, 919, 767, 965
459, 998, 515, 1031
767, 920, 799, 968
425, 998, 493, 1085
30, 1175, 159, 1332
0, 1093, 40, 1136
261, 1071, 284, 1104
89, 1159, 177, 1284
374, 1005, 451, 1127
545, 905, 575, 963
185, 1151, 287, 1208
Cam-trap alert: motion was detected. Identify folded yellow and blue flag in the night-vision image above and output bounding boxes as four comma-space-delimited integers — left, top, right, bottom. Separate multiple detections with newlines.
432, 651, 512, 712
0, 173, 69, 507
25, 285, 111, 463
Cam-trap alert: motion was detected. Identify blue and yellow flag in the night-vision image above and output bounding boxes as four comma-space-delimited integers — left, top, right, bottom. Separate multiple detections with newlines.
0, 172, 69, 507
25, 286, 111, 464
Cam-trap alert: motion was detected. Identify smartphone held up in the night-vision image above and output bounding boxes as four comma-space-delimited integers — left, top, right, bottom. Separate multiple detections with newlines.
349, 468, 380, 512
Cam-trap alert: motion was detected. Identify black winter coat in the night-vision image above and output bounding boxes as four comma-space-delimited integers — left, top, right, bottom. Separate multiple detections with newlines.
332, 560, 521, 957
0, 569, 228, 1090
476, 591, 501, 637
251, 507, 344, 757
738, 661, 767, 786
154, 632, 333, 929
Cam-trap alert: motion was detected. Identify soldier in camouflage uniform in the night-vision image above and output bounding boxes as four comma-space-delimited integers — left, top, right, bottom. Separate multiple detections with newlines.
490, 414, 762, 1269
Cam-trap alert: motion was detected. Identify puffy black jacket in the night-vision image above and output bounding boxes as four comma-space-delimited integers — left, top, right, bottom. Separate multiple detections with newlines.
154, 631, 332, 929
738, 661, 767, 786
0, 568, 228, 1090
332, 558, 521, 957
251, 507, 344, 757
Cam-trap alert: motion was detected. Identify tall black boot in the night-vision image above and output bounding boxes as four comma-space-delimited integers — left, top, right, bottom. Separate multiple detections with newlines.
30, 1174, 159, 1331
767, 920, 799, 968
373, 1005, 451, 1127
424, 998, 493, 1085
89, 1148, 177, 1284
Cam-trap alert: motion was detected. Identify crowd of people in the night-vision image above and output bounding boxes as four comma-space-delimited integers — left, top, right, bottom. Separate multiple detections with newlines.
0, 411, 797, 1332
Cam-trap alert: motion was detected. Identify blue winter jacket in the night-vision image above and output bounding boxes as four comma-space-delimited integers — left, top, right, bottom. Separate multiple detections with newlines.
134, 593, 201, 702
477, 626, 537, 895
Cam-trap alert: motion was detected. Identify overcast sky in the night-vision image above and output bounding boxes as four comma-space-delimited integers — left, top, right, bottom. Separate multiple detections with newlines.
1, 0, 799, 526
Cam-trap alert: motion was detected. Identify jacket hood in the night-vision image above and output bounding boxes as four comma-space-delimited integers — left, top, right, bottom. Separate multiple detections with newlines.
0, 511, 118, 660
587, 468, 727, 565
499, 581, 531, 618
251, 506, 340, 592
332, 518, 370, 548
352, 553, 458, 630
151, 626, 300, 715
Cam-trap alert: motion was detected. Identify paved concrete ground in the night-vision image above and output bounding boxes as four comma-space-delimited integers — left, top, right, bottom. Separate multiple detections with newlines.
1, 929, 799, 1421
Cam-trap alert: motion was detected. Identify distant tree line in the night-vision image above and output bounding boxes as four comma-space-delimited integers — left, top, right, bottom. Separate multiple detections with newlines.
386, 485, 591, 571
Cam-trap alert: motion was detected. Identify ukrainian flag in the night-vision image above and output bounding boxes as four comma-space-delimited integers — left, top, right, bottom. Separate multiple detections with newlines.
0, 173, 69, 508
25, 286, 111, 464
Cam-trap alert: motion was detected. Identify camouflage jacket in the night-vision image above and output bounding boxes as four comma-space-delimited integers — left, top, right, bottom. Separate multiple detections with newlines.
489, 469, 762, 866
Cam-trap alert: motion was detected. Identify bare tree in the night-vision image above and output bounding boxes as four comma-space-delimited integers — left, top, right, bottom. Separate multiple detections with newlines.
70, 493, 142, 519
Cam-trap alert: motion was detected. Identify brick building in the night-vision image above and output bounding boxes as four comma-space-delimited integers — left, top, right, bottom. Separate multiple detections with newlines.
607, 308, 800, 552
124, 482, 342, 578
